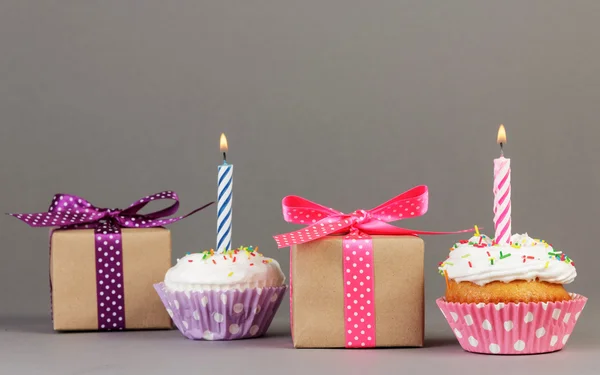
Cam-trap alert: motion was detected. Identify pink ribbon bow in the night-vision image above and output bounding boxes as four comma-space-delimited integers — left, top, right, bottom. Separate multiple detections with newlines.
274, 185, 472, 348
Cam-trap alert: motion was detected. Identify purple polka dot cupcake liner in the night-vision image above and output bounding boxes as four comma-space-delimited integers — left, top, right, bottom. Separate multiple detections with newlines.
154, 283, 286, 340
437, 293, 587, 355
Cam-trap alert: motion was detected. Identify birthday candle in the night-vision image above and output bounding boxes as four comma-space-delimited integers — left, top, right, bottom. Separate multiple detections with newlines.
493, 125, 511, 244
217, 133, 233, 253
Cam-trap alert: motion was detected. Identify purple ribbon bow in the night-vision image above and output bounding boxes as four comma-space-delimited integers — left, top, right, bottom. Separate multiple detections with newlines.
10, 191, 214, 331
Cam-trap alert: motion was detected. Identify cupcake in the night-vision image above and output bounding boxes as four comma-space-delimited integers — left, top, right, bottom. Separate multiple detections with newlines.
437, 233, 586, 354
154, 246, 286, 340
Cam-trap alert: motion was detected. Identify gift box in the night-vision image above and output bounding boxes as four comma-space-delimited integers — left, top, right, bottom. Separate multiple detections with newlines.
290, 235, 424, 348
274, 186, 470, 348
50, 227, 172, 331
10, 191, 213, 332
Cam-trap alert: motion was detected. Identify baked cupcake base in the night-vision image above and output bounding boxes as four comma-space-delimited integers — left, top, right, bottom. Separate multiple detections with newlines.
445, 280, 572, 304
437, 293, 587, 355
154, 282, 286, 340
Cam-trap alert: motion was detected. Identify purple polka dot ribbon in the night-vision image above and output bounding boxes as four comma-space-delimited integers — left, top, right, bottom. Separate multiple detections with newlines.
9, 191, 214, 331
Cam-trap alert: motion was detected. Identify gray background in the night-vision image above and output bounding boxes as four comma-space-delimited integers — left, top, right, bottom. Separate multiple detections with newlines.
1, 1, 599, 373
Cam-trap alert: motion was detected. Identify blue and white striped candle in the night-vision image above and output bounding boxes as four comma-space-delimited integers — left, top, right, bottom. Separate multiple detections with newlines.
217, 133, 233, 253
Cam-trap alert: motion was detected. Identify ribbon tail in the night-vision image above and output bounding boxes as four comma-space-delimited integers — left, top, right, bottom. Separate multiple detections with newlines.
116, 201, 215, 228
358, 221, 477, 236
7, 212, 98, 228
122, 191, 181, 218
403, 228, 478, 235
178, 201, 215, 219
122, 192, 214, 221
273, 219, 349, 248
7, 212, 47, 227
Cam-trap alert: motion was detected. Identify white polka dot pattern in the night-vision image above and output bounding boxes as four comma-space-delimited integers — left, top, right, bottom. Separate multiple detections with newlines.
272, 186, 444, 348
9, 191, 208, 231
95, 221, 125, 330
273, 186, 431, 250
12, 192, 216, 234
154, 283, 287, 340
10, 192, 214, 331
437, 294, 587, 354
343, 234, 376, 348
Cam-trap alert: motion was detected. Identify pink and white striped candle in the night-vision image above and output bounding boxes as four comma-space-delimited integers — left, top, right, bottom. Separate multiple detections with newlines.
493, 125, 511, 244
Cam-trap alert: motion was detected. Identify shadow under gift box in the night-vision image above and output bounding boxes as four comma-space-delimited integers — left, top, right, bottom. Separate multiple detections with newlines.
290, 235, 424, 348
50, 228, 172, 331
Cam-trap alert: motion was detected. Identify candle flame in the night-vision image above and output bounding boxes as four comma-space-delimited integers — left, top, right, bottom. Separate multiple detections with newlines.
220, 133, 228, 152
497, 124, 507, 144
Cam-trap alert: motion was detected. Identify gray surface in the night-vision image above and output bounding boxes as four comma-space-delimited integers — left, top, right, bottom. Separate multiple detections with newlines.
0, 316, 598, 375
1, 0, 600, 373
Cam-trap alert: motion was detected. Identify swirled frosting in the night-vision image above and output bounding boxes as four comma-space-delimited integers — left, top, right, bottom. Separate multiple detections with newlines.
165, 246, 286, 291
439, 233, 576, 286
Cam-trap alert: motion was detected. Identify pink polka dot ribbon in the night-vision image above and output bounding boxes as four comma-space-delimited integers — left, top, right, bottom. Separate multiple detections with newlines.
9, 192, 214, 331
274, 185, 473, 348
342, 232, 376, 347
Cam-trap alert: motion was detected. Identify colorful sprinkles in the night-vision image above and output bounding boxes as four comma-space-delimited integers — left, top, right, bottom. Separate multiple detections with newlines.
438, 234, 575, 277
193, 246, 263, 261
177, 246, 269, 278
499, 251, 511, 259
522, 255, 535, 263
181, 246, 265, 267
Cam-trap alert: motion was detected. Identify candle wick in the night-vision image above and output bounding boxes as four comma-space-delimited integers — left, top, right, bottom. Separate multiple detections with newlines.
223, 152, 227, 163
500, 143, 504, 157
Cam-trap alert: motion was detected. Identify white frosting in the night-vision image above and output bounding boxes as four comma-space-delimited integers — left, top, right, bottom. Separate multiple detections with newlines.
439, 233, 577, 286
164, 249, 286, 291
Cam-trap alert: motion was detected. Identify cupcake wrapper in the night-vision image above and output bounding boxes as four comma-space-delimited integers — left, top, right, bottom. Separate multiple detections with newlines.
437, 293, 587, 355
154, 283, 286, 340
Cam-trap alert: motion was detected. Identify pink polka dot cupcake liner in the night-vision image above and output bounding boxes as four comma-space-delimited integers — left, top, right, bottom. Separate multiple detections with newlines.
154, 283, 286, 340
436, 293, 587, 355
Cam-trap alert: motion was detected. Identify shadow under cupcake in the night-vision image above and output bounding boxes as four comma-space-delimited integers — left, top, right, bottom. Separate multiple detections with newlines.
155, 246, 286, 340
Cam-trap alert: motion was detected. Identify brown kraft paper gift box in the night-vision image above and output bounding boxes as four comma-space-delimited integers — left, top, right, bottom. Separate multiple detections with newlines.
290, 235, 424, 348
50, 227, 172, 331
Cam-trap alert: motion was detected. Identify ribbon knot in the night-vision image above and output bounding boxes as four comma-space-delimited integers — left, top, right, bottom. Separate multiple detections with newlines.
273, 185, 474, 348
97, 208, 121, 220
11, 191, 214, 231
9, 191, 214, 332
350, 209, 371, 225
274, 185, 471, 248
